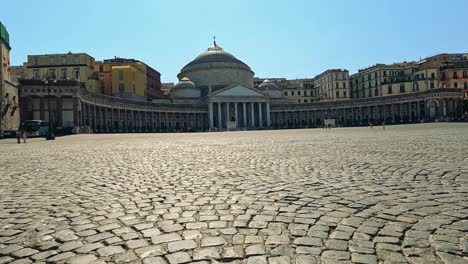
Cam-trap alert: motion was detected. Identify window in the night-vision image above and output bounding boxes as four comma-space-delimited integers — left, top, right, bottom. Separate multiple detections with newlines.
400, 84, 405, 93
304, 99, 308, 103
464, 82, 467, 89
430, 82, 435, 89
463, 71, 467, 78
291, 91, 295, 96
383, 71, 387, 77
48, 69, 56, 78
61, 68, 67, 79
454, 82, 458, 88
453, 72, 458, 79
73, 68, 80, 79
374, 89, 378, 96
284, 91, 288, 96
344, 91, 347, 97
119, 83, 125, 93
336, 83, 339, 89
119, 70, 124, 81
336, 91, 339, 97
99, 65, 103, 72
33, 57, 38, 66
132, 84, 136, 94
431, 73, 435, 79
412, 82, 419, 91
74, 56, 80, 64
388, 85, 393, 94
298, 91, 301, 96
33, 69, 39, 79
343, 82, 346, 89
61, 56, 66, 65
50, 56, 55, 65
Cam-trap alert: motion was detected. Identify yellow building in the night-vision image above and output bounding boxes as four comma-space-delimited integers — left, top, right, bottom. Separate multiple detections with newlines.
111, 61, 147, 100
23, 52, 97, 92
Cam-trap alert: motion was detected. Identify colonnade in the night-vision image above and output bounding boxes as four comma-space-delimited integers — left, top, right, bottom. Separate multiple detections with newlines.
271, 97, 464, 128
80, 102, 207, 132
19, 85, 465, 133
208, 101, 271, 130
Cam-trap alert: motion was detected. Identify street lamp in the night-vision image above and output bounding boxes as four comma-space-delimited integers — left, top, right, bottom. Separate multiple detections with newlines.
44, 78, 56, 140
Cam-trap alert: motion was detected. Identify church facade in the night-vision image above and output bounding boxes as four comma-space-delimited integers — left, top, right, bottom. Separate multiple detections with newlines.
18, 42, 465, 133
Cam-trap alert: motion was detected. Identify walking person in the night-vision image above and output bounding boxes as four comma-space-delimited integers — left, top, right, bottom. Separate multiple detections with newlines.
382, 121, 386, 130
21, 127, 27, 143
16, 128, 21, 144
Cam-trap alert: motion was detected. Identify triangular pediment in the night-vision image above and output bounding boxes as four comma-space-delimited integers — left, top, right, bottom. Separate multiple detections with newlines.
210, 84, 265, 97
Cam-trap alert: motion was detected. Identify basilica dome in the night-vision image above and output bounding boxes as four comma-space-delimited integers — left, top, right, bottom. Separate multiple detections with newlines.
177, 41, 255, 91
258, 79, 282, 98
170, 77, 201, 98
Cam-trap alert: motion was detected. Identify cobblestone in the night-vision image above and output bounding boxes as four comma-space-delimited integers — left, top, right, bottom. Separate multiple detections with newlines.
0, 124, 467, 263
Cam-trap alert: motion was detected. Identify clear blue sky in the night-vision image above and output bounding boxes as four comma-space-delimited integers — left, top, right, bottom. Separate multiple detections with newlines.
3, 0, 468, 83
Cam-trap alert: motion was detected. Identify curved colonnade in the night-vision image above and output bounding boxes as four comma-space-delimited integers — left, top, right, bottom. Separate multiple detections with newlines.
19, 80, 464, 133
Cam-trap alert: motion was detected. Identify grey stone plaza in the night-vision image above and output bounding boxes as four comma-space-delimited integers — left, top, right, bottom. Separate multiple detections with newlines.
0, 124, 467, 264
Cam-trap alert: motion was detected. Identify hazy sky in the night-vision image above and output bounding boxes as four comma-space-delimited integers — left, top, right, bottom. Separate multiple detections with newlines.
3, 0, 468, 82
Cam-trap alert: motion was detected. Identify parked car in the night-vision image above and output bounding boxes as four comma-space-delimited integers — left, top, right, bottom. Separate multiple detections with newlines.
2, 130, 17, 138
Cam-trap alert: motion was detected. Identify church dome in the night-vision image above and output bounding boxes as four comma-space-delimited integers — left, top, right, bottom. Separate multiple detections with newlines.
259, 79, 282, 98
177, 40, 255, 90
171, 77, 201, 98
180, 44, 251, 72
258, 79, 280, 91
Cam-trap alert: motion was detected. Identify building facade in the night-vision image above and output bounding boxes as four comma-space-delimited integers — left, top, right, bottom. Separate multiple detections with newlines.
23, 52, 98, 92
111, 62, 147, 100
0, 21, 20, 137
314, 69, 349, 101
95, 57, 162, 99
18, 42, 465, 134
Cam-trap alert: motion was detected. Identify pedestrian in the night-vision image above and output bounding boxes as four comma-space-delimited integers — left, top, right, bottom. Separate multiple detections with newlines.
21, 127, 27, 143
328, 123, 331, 129
382, 121, 386, 130
16, 129, 21, 144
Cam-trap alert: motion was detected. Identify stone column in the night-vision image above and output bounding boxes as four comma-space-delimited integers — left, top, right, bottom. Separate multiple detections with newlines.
157, 112, 160, 131
124, 110, 128, 132
217, 102, 222, 129
416, 101, 421, 121
72, 98, 78, 127
208, 102, 214, 130
39, 97, 45, 120
117, 109, 120, 132
266, 102, 271, 128
259, 102, 263, 128
55, 96, 62, 127
234, 102, 238, 128
250, 102, 255, 127
399, 103, 403, 122
226, 102, 230, 125
442, 99, 447, 116
93, 105, 97, 132
242, 102, 247, 128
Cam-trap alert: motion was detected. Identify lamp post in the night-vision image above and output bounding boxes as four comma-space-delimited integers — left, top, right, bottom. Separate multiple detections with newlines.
44, 78, 56, 140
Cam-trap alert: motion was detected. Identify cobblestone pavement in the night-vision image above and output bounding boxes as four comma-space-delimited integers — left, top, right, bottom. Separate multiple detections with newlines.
1, 123, 467, 264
